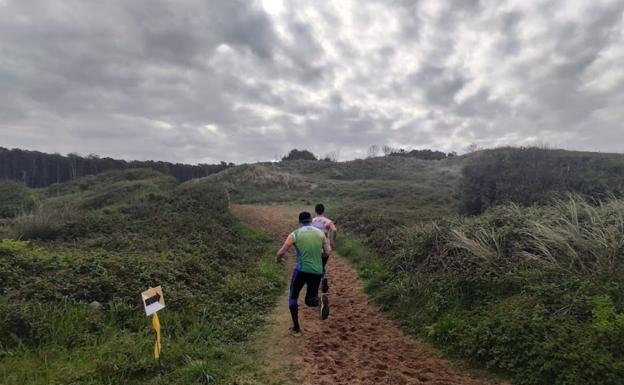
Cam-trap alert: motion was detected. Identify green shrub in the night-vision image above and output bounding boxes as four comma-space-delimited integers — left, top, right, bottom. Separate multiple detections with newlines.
460, 147, 624, 214
379, 197, 624, 277
281, 149, 317, 161
0, 170, 283, 385
0, 181, 35, 218
338, 196, 624, 385
426, 302, 624, 385
9, 202, 80, 241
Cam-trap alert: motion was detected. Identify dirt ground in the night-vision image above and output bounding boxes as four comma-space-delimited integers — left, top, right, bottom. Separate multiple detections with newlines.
232, 204, 507, 385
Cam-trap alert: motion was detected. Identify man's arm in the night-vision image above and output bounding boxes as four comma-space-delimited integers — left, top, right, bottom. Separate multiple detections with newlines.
323, 234, 332, 256
276, 233, 295, 263
328, 222, 337, 248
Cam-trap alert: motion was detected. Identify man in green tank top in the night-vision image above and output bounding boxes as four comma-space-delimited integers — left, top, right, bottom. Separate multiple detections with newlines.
276, 211, 332, 333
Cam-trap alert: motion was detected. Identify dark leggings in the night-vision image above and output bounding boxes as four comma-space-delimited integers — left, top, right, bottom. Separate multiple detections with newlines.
288, 270, 322, 330
321, 254, 329, 293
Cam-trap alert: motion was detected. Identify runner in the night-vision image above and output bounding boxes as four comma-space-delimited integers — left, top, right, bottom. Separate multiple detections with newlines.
276, 211, 332, 333
311, 203, 337, 320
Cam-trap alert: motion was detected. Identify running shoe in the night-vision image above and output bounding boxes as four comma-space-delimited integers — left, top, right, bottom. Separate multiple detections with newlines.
320, 294, 330, 320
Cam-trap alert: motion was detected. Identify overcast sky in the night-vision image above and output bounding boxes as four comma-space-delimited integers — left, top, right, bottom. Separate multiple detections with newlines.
1, 0, 623, 164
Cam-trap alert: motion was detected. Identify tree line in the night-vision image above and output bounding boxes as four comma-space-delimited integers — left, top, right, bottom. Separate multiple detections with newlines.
0, 147, 234, 188
281, 146, 455, 162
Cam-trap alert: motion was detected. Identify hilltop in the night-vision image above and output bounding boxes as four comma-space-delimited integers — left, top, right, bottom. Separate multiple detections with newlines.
196, 155, 466, 223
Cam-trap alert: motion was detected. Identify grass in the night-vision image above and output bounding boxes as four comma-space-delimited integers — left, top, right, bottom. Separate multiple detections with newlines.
0, 181, 35, 218
336, 196, 624, 385
0, 169, 286, 385
8, 147, 624, 384
196, 156, 463, 224
196, 149, 624, 384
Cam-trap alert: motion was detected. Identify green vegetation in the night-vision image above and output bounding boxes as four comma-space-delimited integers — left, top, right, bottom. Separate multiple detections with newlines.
0, 181, 34, 218
460, 147, 624, 214
0, 169, 284, 385
281, 149, 317, 161
200, 156, 464, 223
6, 145, 624, 385
195, 147, 624, 384
337, 196, 624, 385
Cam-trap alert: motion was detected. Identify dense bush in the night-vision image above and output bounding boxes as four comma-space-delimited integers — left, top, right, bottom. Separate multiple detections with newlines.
387, 148, 451, 160
0, 181, 35, 218
397, 198, 624, 276
460, 147, 624, 214
281, 149, 317, 161
337, 196, 624, 385
10, 205, 71, 240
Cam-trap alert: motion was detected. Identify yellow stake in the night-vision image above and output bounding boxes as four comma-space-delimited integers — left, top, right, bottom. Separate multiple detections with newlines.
152, 312, 161, 359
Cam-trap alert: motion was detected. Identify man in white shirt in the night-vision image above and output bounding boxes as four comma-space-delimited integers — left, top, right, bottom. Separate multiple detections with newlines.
311, 203, 337, 320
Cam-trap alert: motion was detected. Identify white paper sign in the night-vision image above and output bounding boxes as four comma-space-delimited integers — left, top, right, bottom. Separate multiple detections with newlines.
141, 286, 165, 316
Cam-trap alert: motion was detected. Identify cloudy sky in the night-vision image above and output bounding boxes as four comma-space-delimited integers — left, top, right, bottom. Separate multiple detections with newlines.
1, 0, 623, 164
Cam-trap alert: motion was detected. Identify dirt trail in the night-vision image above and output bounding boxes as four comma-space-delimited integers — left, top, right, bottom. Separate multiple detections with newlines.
233, 204, 506, 385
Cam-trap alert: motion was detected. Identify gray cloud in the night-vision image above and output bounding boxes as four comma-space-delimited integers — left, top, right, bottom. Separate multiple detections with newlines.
1, 0, 623, 163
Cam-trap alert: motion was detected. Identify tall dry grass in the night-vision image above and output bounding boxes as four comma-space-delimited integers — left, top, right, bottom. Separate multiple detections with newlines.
11, 204, 76, 240
398, 196, 624, 276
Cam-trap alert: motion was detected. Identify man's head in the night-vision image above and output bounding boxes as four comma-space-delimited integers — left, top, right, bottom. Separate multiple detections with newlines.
315, 203, 325, 215
299, 211, 312, 224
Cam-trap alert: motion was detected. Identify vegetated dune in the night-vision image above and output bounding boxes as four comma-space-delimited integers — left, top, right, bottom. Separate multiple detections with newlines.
229, 147, 624, 385
193, 163, 315, 190
198, 155, 467, 221
279, 156, 465, 181
338, 196, 624, 385
0, 169, 283, 385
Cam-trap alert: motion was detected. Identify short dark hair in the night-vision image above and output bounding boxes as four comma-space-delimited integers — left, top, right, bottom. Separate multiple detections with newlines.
315, 204, 325, 215
299, 211, 312, 224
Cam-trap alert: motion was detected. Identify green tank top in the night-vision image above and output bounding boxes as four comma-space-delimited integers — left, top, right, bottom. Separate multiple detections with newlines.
292, 225, 325, 274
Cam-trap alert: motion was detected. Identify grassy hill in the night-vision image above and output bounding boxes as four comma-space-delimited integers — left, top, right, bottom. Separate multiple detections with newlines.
0, 169, 283, 385
4, 147, 624, 385
196, 155, 466, 223
207, 147, 624, 385
338, 196, 624, 385
326, 148, 624, 385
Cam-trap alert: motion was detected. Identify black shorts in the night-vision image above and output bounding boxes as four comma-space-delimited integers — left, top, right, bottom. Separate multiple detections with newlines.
322, 253, 329, 276
288, 270, 322, 308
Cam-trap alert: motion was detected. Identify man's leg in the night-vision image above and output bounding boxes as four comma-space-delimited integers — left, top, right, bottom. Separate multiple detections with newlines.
302, 273, 330, 320
288, 270, 306, 332
320, 254, 330, 320
303, 272, 322, 307
321, 254, 329, 294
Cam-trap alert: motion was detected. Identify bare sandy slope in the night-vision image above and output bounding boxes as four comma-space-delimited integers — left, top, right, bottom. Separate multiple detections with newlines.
232, 204, 507, 385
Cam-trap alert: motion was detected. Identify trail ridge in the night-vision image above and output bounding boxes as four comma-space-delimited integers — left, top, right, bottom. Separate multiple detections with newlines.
233, 204, 506, 385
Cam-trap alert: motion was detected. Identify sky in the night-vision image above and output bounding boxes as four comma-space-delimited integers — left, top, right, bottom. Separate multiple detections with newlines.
1, 0, 623, 164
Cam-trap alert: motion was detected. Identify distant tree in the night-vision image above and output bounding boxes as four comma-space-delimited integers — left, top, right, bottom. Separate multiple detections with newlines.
322, 150, 340, 162
382, 145, 395, 156
383, 147, 449, 160
367, 145, 380, 158
282, 149, 317, 161
465, 142, 480, 153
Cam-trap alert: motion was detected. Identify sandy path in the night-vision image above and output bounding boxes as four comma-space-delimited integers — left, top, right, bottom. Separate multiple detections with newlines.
232, 204, 506, 385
